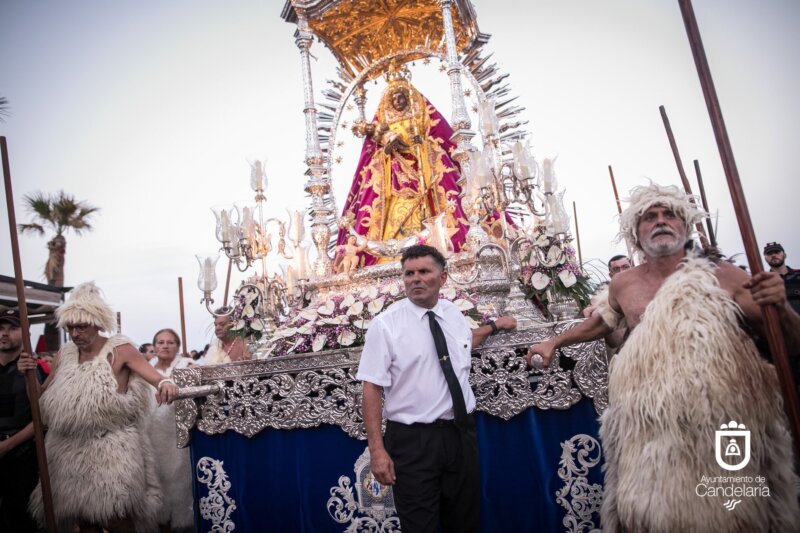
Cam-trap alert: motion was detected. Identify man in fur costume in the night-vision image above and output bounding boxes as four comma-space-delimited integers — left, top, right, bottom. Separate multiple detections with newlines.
18, 282, 180, 533
528, 183, 800, 532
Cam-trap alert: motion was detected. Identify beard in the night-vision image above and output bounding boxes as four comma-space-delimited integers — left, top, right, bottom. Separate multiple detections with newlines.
767, 256, 785, 268
641, 230, 686, 257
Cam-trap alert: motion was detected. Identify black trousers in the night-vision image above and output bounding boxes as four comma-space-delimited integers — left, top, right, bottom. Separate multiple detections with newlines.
0, 439, 39, 533
384, 418, 480, 533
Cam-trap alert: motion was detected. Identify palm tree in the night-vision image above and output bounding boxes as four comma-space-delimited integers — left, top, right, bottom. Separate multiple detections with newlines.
0, 96, 9, 121
19, 190, 100, 287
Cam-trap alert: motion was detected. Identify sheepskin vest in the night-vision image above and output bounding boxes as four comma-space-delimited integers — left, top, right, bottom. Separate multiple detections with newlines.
29, 335, 161, 533
599, 255, 800, 532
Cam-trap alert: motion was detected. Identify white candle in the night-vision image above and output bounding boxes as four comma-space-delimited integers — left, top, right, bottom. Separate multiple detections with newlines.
203, 258, 216, 291
479, 99, 498, 136
543, 159, 553, 194
250, 160, 266, 191
220, 211, 231, 242
290, 210, 305, 243
296, 245, 308, 279
286, 265, 296, 295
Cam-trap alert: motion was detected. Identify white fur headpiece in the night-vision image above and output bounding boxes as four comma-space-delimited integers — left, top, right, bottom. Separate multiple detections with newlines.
56, 281, 117, 333
618, 182, 706, 250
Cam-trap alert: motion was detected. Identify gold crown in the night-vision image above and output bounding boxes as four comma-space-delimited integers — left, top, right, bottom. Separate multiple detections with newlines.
383, 61, 412, 83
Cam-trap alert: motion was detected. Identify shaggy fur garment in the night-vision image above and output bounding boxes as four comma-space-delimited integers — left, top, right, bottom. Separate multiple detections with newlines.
55, 281, 117, 333
599, 255, 800, 532
617, 182, 706, 252
146, 365, 194, 529
29, 336, 162, 532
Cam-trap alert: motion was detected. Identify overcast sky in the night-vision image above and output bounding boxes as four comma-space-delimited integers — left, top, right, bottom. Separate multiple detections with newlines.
2, 0, 798, 351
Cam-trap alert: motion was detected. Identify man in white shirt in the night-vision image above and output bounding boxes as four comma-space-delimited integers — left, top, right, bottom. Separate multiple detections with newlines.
358, 245, 516, 532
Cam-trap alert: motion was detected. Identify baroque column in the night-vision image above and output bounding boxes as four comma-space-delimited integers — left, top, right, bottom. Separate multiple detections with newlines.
295, 13, 333, 277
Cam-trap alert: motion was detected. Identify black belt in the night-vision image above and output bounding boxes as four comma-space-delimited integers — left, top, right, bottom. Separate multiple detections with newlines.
388, 417, 466, 428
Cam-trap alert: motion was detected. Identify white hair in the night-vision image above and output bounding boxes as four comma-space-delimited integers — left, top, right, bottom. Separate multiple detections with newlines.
56, 281, 117, 333
618, 182, 706, 250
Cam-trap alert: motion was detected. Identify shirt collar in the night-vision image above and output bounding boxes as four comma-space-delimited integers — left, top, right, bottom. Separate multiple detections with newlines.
407, 298, 443, 321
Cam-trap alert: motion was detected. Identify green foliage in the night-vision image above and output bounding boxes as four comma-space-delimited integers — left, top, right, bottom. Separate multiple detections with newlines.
19, 190, 100, 238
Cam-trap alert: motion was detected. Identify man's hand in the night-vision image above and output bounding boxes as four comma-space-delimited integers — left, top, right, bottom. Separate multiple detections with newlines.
156, 381, 180, 405
17, 352, 38, 372
369, 447, 396, 486
526, 339, 556, 369
495, 316, 517, 332
744, 271, 788, 308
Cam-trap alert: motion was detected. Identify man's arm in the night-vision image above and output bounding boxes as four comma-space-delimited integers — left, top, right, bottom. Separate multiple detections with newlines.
362, 382, 395, 486
0, 421, 34, 459
742, 270, 800, 354
527, 313, 613, 367
472, 316, 517, 349
118, 344, 180, 405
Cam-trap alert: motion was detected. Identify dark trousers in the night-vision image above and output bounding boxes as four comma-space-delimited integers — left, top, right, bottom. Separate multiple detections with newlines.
0, 440, 39, 533
385, 418, 480, 533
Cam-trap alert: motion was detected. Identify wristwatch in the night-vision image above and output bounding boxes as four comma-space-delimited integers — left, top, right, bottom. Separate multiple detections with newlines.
486, 320, 499, 335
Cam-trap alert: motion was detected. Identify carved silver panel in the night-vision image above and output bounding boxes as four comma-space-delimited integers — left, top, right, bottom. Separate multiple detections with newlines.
555, 434, 604, 533
174, 321, 608, 446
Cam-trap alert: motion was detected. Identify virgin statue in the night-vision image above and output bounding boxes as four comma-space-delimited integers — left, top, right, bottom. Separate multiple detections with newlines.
336, 69, 469, 266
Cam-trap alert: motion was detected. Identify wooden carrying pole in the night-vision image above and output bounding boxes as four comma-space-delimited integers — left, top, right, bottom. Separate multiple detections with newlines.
1, 136, 57, 533
659, 105, 709, 244
178, 277, 188, 355
608, 165, 634, 261
607, 165, 623, 216
223, 257, 233, 305
572, 201, 583, 266
693, 159, 717, 246
678, 0, 800, 452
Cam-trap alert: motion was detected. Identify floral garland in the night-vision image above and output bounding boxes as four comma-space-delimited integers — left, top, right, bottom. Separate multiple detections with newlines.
229, 285, 266, 341
264, 280, 494, 357
518, 225, 595, 316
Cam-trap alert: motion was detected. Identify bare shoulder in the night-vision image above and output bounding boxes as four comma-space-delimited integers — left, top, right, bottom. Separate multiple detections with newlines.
115, 342, 142, 363
713, 260, 750, 294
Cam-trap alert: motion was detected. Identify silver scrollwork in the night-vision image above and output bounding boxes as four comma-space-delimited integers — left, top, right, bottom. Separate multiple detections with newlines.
197, 456, 237, 533
174, 322, 608, 444
555, 434, 604, 533
327, 447, 400, 532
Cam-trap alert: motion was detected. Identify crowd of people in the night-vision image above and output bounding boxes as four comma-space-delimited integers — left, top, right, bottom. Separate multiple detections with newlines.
2, 181, 800, 532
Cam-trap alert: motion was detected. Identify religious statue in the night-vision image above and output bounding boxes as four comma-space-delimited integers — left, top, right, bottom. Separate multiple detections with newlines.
336, 66, 469, 265
334, 235, 366, 279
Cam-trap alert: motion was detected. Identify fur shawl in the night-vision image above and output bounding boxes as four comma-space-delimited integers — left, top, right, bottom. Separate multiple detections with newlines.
30, 335, 162, 532
599, 255, 799, 532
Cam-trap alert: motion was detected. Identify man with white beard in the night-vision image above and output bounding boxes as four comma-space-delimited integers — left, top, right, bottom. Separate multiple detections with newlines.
528, 183, 800, 532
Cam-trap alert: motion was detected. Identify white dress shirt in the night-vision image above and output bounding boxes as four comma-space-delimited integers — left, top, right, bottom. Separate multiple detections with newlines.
357, 297, 475, 424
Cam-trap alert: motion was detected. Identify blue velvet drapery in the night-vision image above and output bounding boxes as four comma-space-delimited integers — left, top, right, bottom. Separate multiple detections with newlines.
190, 398, 603, 532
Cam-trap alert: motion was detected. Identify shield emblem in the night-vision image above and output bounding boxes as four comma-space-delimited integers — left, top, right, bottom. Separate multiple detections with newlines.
715, 429, 751, 471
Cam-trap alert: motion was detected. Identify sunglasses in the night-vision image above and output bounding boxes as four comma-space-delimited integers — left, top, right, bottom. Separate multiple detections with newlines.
765, 250, 783, 256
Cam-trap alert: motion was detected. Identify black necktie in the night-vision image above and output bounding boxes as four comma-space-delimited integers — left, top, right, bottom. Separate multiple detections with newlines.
426, 311, 472, 430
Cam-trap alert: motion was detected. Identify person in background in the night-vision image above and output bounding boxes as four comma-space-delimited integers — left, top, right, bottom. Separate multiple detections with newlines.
140, 342, 155, 359
763, 241, 800, 313
204, 311, 248, 365
147, 328, 194, 532
0, 309, 43, 533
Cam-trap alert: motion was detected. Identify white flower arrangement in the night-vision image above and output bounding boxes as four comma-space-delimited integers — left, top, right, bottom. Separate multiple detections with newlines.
264, 280, 494, 356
